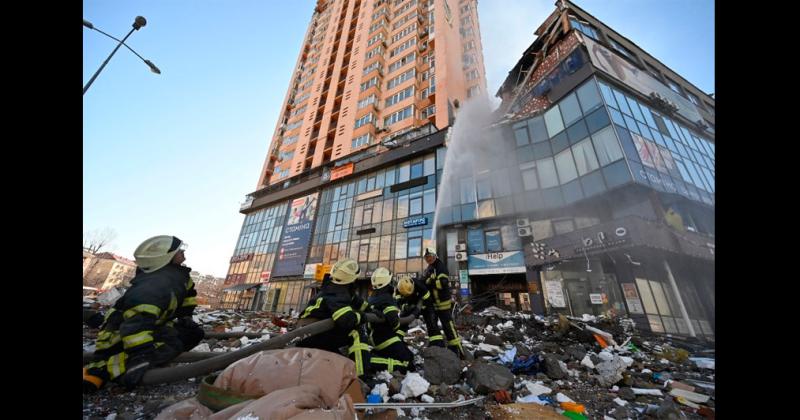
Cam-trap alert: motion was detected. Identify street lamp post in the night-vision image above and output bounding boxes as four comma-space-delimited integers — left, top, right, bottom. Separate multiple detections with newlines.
83, 16, 161, 95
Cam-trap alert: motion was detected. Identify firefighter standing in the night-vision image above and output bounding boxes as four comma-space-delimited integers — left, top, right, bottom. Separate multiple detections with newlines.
367, 268, 414, 374
422, 247, 464, 358
83, 235, 204, 392
295, 258, 372, 377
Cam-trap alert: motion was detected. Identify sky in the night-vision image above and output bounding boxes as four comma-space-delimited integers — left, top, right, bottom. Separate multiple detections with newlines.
83, 0, 714, 278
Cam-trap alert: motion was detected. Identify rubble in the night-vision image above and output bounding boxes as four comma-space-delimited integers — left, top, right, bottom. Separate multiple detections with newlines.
83, 307, 715, 419
422, 347, 462, 385
465, 360, 515, 394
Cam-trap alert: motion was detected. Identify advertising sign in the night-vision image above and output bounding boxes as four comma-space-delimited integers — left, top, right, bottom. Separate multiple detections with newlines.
272, 193, 319, 277
621, 283, 645, 314
544, 279, 567, 308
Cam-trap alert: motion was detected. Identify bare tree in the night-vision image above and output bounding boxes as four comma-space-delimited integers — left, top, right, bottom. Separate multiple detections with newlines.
83, 227, 118, 254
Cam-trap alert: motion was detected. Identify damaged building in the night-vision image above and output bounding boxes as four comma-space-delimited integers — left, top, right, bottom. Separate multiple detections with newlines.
439, 0, 715, 339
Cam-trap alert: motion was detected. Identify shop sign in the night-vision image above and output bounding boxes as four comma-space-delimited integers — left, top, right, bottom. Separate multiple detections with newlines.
544, 279, 567, 308
460, 288, 470, 296
590, 293, 603, 304
403, 217, 428, 228
621, 283, 645, 314
468, 251, 527, 275
357, 189, 384, 201
576, 227, 628, 253
260, 271, 271, 282
303, 264, 316, 279
330, 163, 354, 181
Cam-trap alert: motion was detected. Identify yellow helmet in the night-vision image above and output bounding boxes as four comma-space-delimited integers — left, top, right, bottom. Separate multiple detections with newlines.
134, 235, 186, 273
371, 267, 392, 290
397, 277, 414, 297
330, 258, 360, 285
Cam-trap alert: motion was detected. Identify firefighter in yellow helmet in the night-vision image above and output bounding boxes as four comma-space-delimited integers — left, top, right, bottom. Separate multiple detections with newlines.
83, 235, 204, 392
367, 268, 414, 373
296, 258, 372, 377
422, 247, 464, 358
395, 273, 444, 350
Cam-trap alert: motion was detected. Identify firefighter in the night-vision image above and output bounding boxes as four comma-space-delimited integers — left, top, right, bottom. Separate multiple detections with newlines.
422, 247, 464, 358
395, 274, 444, 349
367, 268, 414, 374
83, 236, 204, 392
295, 258, 372, 377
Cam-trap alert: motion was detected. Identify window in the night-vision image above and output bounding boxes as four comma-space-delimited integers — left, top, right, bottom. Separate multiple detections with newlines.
387, 68, 416, 90
385, 86, 415, 107
476, 177, 492, 200
576, 79, 602, 113
520, 162, 538, 190
569, 17, 598, 40
536, 158, 559, 188
357, 94, 377, 109
571, 138, 600, 176
360, 76, 379, 92
367, 33, 385, 47
285, 120, 303, 131
559, 93, 582, 126
544, 105, 565, 137
407, 237, 422, 257
391, 22, 418, 43
365, 46, 384, 60
354, 113, 374, 128
460, 177, 475, 204
467, 85, 480, 98
393, 0, 418, 18
399, 163, 410, 182
666, 78, 683, 95
686, 91, 702, 107
282, 135, 299, 145
351, 134, 372, 149
462, 53, 476, 67
383, 105, 414, 126
485, 230, 502, 252
410, 162, 423, 178
388, 52, 416, 73
423, 189, 435, 213
409, 195, 422, 215
390, 37, 416, 57
466, 69, 479, 81
420, 105, 436, 119
393, 10, 418, 30
555, 148, 578, 183
463, 40, 476, 52
609, 38, 636, 61
278, 150, 294, 161
290, 105, 307, 117
363, 61, 382, 76
591, 126, 624, 166
513, 124, 529, 146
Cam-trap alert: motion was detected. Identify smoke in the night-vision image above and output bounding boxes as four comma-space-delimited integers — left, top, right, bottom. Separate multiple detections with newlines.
433, 93, 507, 241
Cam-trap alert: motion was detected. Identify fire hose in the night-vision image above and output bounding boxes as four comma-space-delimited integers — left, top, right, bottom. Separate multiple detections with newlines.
85, 313, 416, 386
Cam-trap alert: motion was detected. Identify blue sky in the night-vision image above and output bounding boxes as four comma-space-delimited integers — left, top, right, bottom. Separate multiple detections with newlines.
83, 0, 713, 277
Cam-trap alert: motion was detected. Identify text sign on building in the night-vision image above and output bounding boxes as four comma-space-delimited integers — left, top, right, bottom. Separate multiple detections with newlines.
272, 193, 319, 277
544, 279, 567, 308
303, 264, 317, 279
621, 283, 645, 314
330, 163, 354, 181
590, 293, 603, 305
403, 217, 428, 228
459, 270, 469, 286
468, 251, 527, 275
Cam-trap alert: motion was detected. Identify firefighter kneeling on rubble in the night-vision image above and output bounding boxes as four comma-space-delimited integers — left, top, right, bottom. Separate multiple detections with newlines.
296, 258, 372, 378
83, 236, 204, 393
367, 268, 414, 374
395, 273, 443, 350
422, 247, 464, 358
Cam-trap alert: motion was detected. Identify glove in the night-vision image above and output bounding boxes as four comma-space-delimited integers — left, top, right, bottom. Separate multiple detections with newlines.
176, 316, 199, 329
119, 356, 151, 390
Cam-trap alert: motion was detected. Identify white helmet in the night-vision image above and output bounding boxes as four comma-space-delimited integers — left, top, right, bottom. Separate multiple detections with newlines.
330, 258, 360, 285
423, 247, 437, 258
134, 235, 187, 273
371, 267, 392, 290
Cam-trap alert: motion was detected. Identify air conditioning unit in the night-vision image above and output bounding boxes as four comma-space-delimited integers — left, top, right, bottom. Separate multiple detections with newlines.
455, 243, 467, 252
455, 252, 468, 261
518, 226, 533, 237
516, 218, 530, 227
